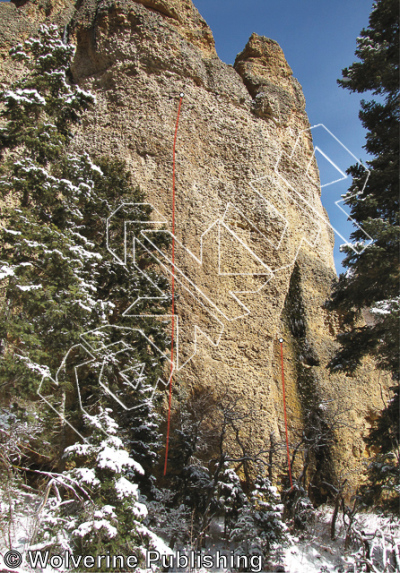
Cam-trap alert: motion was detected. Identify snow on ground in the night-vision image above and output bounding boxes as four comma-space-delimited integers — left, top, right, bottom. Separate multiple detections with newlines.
1, 496, 399, 572
0, 489, 42, 572
283, 505, 400, 573
0, 487, 171, 573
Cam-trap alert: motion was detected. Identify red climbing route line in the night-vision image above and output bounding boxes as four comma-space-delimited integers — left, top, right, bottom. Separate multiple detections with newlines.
279, 338, 293, 489
164, 93, 184, 476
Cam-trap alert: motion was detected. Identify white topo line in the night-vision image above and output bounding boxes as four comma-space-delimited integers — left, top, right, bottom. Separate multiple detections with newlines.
37, 122, 374, 439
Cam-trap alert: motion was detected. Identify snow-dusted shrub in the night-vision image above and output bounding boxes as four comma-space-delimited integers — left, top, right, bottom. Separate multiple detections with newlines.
217, 464, 248, 537
61, 407, 157, 564
145, 487, 193, 548
230, 474, 288, 559
282, 481, 316, 531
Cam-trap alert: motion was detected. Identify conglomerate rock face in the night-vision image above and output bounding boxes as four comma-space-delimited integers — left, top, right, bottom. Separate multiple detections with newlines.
0, 0, 390, 495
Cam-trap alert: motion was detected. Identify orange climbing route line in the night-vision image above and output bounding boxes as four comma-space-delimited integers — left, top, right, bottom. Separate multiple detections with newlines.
164, 92, 184, 476
279, 338, 293, 489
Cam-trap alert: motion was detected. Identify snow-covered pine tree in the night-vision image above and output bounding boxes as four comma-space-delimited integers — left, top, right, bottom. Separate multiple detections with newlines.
0, 25, 93, 159
251, 475, 288, 553
0, 25, 170, 476
116, 376, 163, 493
230, 473, 288, 559
217, 464, 247, 538
144, 487, 192, 549
30, 405, 160, 566
0, 25, 98, 393
64, 407, 158, 562
230, 499, 260, 557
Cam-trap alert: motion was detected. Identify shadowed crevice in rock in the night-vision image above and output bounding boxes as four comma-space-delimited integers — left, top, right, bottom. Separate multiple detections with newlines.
11, 0, 31, 8
132, 0, 181, 21
0, 0, 390, 494
282, 262, 336, 503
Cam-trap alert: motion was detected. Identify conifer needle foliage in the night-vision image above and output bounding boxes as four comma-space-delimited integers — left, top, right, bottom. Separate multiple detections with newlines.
329, 0, 399, 512
0, 24, 170, 487
329, 0, 399, 378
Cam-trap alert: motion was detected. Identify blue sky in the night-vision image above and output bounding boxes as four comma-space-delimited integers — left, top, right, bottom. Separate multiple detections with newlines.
1, 0, 374, 271
193, 0, 374, 272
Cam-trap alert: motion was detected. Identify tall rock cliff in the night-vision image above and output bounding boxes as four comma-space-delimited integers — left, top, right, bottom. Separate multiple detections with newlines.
0, 0, 390, 496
